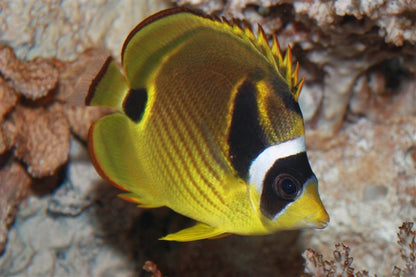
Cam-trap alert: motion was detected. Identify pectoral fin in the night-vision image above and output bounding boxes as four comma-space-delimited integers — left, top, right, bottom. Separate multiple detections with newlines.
160, 222, 228, 241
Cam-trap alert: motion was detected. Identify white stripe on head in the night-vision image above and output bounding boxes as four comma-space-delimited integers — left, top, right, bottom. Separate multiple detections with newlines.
249, 136, 306, 194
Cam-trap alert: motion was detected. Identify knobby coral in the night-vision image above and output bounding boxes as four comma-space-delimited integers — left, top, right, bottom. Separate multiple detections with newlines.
0, 45, 112, 254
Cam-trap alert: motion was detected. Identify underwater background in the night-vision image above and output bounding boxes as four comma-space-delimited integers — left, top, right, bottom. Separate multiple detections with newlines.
0, 0, 415, 276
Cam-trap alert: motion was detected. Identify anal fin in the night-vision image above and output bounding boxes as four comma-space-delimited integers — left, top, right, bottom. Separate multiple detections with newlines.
160, 222, 228, 242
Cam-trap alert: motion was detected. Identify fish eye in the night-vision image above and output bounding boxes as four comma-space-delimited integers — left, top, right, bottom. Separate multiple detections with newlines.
273, 174, 302, 201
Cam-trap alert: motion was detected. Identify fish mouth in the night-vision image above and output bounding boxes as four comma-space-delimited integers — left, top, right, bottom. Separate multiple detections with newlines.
314, 219, 329, 229
302, 212, 330, 229
295, 179, 330, 229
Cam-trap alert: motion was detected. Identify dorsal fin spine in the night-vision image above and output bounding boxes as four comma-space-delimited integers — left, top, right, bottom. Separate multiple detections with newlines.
233, 19, 301, 101
256, 25, 274, 65
283, 45, 293, 87
271, 34, 283, 63
294, 76, 305, 101
293, 62, 300, 86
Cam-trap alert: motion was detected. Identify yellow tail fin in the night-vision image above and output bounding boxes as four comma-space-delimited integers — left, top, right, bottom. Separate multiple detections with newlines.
160, 222, 228, 241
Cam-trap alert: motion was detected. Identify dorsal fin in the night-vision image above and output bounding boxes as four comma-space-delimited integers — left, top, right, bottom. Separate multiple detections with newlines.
120, 8, 303, 101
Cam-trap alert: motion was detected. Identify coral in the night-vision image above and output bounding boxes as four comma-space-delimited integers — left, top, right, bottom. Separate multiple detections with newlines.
303, 244, 354, 277
303, 222, 416, 277
143, 261, 163, 277
0, 78, 18, 122
0, 45, 59, 100
396, 222, 416, 276
293, 1, 416, 46
0, 45, 111, 177
0, 118, 15, 154
0, 45, 111, 255
11, 106, 70, 177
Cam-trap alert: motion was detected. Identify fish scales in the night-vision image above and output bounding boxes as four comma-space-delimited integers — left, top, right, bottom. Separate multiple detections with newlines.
146, 81, 237, 221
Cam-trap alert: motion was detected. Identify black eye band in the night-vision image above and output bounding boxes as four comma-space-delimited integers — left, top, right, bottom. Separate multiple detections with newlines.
260, 152, 315, 219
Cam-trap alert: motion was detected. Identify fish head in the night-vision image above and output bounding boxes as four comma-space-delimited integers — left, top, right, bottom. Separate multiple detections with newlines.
248, 137, 329, 232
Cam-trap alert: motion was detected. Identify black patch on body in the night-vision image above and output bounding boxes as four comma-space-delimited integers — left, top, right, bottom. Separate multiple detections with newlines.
260, 152, 315, 219
228, 81, 267, 179
123, 88, 148, 122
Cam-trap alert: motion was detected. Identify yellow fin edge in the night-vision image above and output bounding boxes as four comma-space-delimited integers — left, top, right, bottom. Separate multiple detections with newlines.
160, 222, 228, 242
118, 192, 164, 208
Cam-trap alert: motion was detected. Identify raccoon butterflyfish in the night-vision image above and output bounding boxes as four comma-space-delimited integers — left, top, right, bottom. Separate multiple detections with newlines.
86, 8, 329, 241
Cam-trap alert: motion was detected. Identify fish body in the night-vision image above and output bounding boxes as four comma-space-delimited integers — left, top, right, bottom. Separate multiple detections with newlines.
87, 8, 329, 241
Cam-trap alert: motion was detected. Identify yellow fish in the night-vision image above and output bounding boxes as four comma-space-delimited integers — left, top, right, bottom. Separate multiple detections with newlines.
87, 8, 329, 241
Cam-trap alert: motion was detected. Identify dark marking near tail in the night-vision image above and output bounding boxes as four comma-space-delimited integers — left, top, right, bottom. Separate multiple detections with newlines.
123, 88, 148, 122
228, 80, 267, 179
260, 152, 314, 219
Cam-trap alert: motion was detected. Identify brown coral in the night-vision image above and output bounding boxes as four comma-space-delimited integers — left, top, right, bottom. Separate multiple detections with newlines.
0, 162, 31, 254
0, 45, 59, 100
303, 243, 355, 277
397, 222, 416, 276
0, 45, 111, 177
0, 119, 16, 154
0, 45, 111, 255
0, 78, 18, 121
12, 106, 70, 177
303, 222, 416, 277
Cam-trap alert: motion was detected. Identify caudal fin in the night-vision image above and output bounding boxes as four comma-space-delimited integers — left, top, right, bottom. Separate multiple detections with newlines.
160, 222, 228, 241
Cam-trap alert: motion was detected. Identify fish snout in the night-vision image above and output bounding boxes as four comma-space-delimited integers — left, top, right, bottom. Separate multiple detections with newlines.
300, 180, 330, 229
